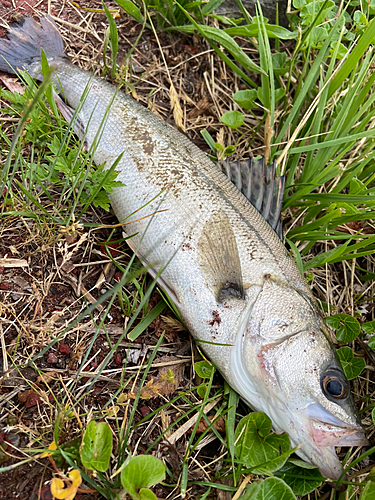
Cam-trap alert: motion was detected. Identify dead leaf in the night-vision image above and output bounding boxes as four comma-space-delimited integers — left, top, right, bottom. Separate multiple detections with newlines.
61, 259, 75, 273
150, 314, 179, 342
12, 276, 31, 290
133, 357, 185, 399
186, 96, 211, 119
140, 378, 162, 399
156, 356, 184, 396
0, 75, 24, 94
190, 415, 226, 435
18, 389, 41, 408
0, 365, 37, 387
37, 372, 58, 385
161, 440, 183, 476
160, 409, 172, 439
160, 315, 186, 332
334, 220, 365, 233
217, 478, 234, 500
0, 257, 28, 268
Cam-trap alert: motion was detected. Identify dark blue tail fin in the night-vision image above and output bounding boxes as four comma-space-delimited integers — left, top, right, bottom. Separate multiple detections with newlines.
0, 16, 64, 74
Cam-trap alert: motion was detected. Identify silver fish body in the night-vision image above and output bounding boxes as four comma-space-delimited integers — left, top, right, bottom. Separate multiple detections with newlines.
0, 17, 368, 479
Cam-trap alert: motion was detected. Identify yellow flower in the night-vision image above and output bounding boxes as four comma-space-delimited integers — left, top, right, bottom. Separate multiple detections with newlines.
41, 441, 57, 458
50, 469, 82, 500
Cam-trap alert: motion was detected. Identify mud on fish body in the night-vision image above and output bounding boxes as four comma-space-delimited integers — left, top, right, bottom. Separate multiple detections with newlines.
0, 15, 369, 480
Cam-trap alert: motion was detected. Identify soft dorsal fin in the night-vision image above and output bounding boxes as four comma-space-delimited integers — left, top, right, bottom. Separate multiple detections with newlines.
198, 209, 244, 302
219, 157, 285, 240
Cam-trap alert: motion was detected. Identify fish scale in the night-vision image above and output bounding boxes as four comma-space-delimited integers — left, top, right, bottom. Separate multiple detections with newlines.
0, 15, 368, 480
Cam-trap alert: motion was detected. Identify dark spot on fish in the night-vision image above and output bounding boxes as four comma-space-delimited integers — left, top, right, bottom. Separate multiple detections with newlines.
135, 130, 154, 155
264, 273, 271, 280
143, 142, 154, 155
208, 310, 221, 327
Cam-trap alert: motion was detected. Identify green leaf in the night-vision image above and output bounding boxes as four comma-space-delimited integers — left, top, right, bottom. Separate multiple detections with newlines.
372, 408, 375, 424
121, 455, 166, 497
170, 24, 265, 75
274, 88, 286, 102
329, 17, 375, 97
194, 360, 215, 379
225, 383, 239, 483
233, 89, 258, 110
235, 413, 291, 472
272, 52, 288, 75
139, 489, 157, 500
103, 2, 119, 59
197, 382, 209, 399
202, 0, 227, 14
114, 0, 144, 23
224, 145, 236, 155
369, 336, 375, 350
221, 110, 244, 129
80, 421, 113, 472
337, 346, 366, 380
326, 314, 361, 342
362, 320, 375, 336
201, 128, 217, 154
242, 480, 261, 499
275, 463, 324, 495
224, 24, 297, 40
359, 480, 375, 500
128, 299, 166, 341
241, 477, 297, 500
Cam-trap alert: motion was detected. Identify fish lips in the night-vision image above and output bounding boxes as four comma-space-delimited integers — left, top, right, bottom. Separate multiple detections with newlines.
293, 403, 369, 479
309, 418, 369, 448
296, 422, 368, 480
306, 403, 368, 448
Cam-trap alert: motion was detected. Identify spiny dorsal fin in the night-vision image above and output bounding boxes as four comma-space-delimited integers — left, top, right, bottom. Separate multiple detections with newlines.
219, 157, 285, 240
198, 209, 244, 302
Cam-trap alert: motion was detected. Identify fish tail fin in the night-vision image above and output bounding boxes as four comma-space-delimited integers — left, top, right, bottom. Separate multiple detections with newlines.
0, 16, 64, 75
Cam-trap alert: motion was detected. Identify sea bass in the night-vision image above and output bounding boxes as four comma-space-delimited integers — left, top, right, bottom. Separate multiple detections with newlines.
0, 16, 368, 479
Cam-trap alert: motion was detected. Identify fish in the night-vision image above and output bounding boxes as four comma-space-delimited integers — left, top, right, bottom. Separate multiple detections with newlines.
0, 16, 368, 479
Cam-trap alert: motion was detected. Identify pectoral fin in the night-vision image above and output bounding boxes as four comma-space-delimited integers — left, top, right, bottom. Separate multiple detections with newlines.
219, 157, 285, 240
198, 209, 244, 302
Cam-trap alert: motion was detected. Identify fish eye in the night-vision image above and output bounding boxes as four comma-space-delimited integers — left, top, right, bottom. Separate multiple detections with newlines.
322, 370, 348, 400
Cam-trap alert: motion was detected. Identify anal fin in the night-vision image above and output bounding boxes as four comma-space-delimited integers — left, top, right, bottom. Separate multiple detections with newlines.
219, 157, 285, 240
54, 92, 86, 142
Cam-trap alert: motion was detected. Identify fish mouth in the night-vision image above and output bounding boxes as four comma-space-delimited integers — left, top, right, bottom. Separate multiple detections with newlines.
310, 418, 369, 448
304, 420, 369, 479
293, 405, 369, 479
296, 421, 368, 480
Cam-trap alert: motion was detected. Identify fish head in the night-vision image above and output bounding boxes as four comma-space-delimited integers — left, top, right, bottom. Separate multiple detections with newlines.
232, 275, 368, 479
